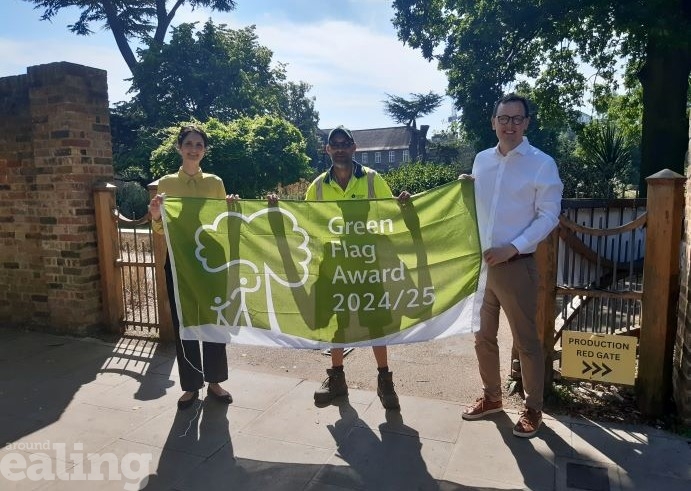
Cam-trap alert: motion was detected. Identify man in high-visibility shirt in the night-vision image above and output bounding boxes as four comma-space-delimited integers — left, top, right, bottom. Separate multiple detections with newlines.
305, 126, 410, 410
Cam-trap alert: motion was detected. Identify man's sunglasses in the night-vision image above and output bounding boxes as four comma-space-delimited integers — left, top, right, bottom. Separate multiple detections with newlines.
329, 140, 353, 149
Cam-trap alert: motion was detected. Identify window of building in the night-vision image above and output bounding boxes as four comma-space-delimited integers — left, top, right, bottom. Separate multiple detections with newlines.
362, 152, 368, 164
389, 151, 395, 163
375, 152, 381, 164
402, 150, 409, 162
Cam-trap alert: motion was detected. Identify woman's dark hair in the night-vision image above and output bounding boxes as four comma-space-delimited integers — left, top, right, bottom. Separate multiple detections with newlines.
177, 125, 209, 147
492, 93, 530, 118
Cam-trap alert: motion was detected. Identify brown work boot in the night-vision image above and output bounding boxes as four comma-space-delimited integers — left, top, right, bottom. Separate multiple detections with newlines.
513, 408, 542, 438
314, 368, 348, 405
377, 371, 400, 410
462, 397, 503, 420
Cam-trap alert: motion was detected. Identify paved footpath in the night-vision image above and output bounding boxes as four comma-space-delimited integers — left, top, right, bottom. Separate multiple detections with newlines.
0, 329, 689, 490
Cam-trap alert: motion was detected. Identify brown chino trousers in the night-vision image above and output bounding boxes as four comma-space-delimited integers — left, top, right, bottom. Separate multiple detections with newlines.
475, 256, 544, 411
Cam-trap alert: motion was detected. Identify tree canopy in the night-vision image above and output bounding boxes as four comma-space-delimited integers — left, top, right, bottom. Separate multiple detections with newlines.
112, 20, 320, 181
132, 21, 287, 126
383, 92, 443, 129
23, 0, 237, 73
150, 117, 312, 198
392, 0, 691, 195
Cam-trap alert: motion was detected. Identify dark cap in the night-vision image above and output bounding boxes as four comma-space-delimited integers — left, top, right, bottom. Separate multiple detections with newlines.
328, 125, 354, 144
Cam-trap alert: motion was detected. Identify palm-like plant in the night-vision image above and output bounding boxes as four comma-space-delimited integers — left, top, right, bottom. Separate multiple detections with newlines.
576, 121, 634, 199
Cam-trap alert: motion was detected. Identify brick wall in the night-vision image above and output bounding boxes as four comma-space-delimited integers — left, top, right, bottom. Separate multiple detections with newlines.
675, 113, 691, 424
0, 62, 113, 333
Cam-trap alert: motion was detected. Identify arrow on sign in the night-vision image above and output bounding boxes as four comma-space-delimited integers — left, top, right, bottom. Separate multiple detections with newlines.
581, 361, 613, 377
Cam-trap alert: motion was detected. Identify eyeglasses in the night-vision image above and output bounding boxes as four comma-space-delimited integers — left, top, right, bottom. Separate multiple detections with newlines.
495, 115, 527, 125
329, 140, 353, 149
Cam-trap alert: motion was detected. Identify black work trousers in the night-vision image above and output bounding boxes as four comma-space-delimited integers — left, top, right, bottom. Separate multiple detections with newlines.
165, 256, 228, 392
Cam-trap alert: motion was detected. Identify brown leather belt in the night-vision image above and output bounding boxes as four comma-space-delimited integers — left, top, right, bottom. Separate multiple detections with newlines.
507, 253, 534, 263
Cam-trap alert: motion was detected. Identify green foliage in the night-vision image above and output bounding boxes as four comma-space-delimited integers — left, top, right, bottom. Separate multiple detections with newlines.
275, 81, 322, 170
113, 20, 321, 180
116, 181, 150, 219
575, 121, 635, 199
110, 101, 159, 183
150, 117, 311, 198
556, 120, 635, 199
553, 132, 583, 199
23, 1, 237, 73
427, 122, 476, 169
600, 87, 643, 178
391, 0, 691, 187
132, 22, 288, 128
383, 92, 444, 128
383, 161, 461, 196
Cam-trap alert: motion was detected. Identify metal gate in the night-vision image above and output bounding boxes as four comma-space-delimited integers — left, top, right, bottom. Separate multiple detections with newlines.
117, 215, 160, 337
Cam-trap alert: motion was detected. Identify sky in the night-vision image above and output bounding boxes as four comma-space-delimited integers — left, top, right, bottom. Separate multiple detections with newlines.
1, 0, 457, 135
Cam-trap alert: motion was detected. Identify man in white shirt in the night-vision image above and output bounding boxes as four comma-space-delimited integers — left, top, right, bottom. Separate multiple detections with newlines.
461, 93, 563, 438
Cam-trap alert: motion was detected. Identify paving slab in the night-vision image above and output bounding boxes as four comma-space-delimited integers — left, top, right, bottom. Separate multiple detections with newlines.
0, 329, 689, 491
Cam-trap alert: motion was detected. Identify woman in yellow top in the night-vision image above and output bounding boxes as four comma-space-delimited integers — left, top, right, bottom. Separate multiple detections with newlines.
149, 125, 239, 410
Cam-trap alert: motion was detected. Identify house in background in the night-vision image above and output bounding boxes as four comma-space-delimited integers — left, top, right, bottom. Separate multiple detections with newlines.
317, 125, 430, 172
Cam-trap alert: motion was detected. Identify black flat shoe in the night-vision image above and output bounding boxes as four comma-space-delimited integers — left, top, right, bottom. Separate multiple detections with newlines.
177, 390, 199, 410
207, 387, 233, 404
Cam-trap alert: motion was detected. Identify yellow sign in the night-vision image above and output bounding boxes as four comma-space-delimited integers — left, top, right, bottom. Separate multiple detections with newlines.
561, 331, 637, 385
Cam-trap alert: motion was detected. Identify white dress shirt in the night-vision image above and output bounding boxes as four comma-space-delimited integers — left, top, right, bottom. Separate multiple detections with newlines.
472, 137, 563, 254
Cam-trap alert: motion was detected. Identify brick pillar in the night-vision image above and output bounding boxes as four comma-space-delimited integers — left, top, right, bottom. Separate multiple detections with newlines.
0, 74, 33, 324
675, 112, 691, 424
0, 62, 113, 333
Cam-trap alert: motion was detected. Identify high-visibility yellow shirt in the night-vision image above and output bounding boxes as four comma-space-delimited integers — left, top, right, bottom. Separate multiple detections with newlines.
305, 162, 393, 201
151, 168, 226, 234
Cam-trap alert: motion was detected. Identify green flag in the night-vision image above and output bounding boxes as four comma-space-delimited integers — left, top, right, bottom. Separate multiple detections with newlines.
162, 180, 484, 347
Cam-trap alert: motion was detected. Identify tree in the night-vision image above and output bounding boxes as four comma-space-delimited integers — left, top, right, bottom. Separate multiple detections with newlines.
392, 0, 691, 196
275, 81, 321, 170
150, 117, 312, 198
113, 21, 321, 180
426, 121, 475, 169
383, 92, 443, 129
23, 1, 237, 73
131, 21, 288, 127
383, 91, 443, 162
109, 100, 152, 183
599, 74, 644, 184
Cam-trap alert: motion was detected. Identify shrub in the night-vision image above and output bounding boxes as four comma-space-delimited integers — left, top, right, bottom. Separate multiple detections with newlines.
116, 181, 150, 219
150, 117, 312, 198
383, 161, 462, 195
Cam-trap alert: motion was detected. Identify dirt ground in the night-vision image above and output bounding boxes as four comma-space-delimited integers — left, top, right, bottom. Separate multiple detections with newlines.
225, 311, 524, 411
149, 312, 673, 430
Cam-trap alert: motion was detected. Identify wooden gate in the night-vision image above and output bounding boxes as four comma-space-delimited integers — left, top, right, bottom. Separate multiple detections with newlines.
94, 183, 172, 340
534, 171, 685, 416
554, 199, 647, 346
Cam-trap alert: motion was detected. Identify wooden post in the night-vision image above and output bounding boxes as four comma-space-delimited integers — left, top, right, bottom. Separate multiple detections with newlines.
638, 169, 685, 416
93, 183, 124, 333
148, 182, 174, 342
536, 228, 559, 390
